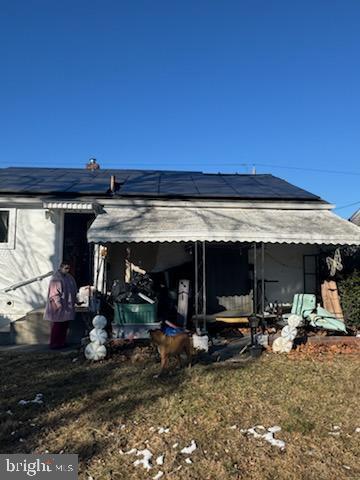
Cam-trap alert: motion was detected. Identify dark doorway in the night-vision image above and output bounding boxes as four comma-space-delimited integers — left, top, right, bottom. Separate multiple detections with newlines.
63, 213, 95, 286
206, 243, 251, 314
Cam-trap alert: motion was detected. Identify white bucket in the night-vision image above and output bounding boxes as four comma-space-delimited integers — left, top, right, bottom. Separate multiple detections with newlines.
192, 334, 209, 352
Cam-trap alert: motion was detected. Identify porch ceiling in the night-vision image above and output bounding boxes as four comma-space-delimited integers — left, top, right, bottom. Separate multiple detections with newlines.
87, 206, 360, 245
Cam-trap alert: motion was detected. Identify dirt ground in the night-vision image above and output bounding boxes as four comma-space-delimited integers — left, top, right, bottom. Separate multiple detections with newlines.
0, 344, 359, 480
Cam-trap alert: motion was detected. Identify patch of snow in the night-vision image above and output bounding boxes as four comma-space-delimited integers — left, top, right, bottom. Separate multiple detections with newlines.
72, 358, 78, 363
158, 427, 170, 434
6, 410, 13, 415
262, 432, 285, 450
333, 426, 341, 431
343, 465, 351, 470
120, 424, 126, 430
268, 426, 281, 433
153, 472, 164, 480
19, 438, 24, 443
328, 432, 340, 436
156, 455, 164, 465
172, 443, 179, 449
181, 440, 197, 455
125, 448, 137, 455
230, 425, 237, 430
243, 426, 286, 450
185, 458, 192, 464
18, 394, 43, 406
133, 449, 153, 470
355, 427, 360, 433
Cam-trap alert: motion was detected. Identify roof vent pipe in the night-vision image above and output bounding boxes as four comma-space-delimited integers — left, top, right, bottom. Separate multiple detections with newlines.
110, 175, 116, 193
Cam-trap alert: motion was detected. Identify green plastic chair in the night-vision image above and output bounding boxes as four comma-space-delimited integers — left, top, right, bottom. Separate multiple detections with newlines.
291, 294, 316, 317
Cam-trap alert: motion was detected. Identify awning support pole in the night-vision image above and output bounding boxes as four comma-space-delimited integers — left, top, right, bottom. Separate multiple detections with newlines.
194, 241, 207, 334
202, 240, 207, 333
261, 242, 265, 316
194, 241, 199, 332
253, 242, 257, 314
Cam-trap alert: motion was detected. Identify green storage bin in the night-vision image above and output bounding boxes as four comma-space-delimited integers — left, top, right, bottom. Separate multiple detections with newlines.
114, 303, 157, 325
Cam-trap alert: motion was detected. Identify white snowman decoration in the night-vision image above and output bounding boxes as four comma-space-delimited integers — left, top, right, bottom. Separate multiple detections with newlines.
272, 314, 302, 354
85, 315, 108, 361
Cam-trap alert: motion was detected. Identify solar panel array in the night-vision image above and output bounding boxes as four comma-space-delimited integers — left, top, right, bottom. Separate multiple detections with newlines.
0, 167, 321, 200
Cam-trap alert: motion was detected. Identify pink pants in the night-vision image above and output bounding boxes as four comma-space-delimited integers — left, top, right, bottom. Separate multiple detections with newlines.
50, 321, 69, 349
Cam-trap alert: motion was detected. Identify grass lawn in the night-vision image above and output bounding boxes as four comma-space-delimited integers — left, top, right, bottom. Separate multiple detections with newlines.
0, 346, 359, 480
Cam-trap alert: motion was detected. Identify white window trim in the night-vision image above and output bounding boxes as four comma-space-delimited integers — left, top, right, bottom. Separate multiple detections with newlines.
0, 208, 17, 250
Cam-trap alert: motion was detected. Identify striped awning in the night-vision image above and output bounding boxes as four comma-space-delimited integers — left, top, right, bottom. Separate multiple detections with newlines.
87, 205, 360, 245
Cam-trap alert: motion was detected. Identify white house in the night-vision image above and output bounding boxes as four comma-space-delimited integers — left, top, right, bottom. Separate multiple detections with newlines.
1, 167, 360, 344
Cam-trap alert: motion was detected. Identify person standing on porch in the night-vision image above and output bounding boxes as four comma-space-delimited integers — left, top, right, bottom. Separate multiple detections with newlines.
44, 261, 78, 349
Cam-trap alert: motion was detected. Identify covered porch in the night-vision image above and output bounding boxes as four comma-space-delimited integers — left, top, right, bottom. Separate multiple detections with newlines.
87, 200, 360, 332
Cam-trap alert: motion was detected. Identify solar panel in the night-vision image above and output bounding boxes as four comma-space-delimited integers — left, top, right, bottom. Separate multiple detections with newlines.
0, 167, 322, 201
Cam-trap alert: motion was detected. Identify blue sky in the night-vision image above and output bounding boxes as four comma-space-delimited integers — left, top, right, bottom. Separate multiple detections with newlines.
0, 0, 359, 217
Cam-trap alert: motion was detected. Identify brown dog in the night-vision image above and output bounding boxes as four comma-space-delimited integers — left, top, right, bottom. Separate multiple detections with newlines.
149, 329, 192, 376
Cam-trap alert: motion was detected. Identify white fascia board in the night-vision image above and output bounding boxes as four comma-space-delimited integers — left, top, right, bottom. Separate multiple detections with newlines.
0, 194, 333, 211
0, 196, 43, 208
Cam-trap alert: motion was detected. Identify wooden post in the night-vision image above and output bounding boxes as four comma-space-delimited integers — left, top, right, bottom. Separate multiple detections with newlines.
177, 279, 190, 327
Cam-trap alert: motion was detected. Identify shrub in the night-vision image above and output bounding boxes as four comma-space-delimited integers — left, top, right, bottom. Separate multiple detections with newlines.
338, 270, 360, 328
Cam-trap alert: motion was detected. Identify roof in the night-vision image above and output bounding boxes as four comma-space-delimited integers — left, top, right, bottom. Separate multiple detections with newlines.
0, 167, 323, 201
87, 205, 360, 245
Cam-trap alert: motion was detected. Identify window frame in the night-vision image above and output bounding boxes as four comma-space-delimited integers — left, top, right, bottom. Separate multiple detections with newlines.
0, 208, 16, 250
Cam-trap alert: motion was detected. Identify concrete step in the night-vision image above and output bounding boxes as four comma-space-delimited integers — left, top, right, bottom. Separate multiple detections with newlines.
10, 311, 50, 345
1, 310, 87, 346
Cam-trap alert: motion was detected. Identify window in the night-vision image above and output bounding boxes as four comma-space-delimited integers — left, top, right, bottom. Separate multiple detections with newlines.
0, 211, 9, 243
303, 254, 319, 295
0, 209, 16, 249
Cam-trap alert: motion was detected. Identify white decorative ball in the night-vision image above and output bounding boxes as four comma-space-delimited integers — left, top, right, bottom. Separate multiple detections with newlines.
85, 341, 107, 361
89, 328, 108, 345
92, 315, 107, 329
281, 325, 298, 341
287, 314, 302, 329
272, 336, 293, 354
